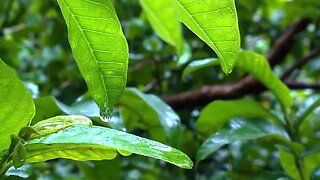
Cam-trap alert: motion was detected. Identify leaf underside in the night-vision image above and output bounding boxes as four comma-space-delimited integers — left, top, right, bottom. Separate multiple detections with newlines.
174, 0, 240, 73
57, 0, 129, 109
26, 125, 193, 169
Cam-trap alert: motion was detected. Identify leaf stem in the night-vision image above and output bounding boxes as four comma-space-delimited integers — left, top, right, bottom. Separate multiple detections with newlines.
282, 106, 296, 141
282, 105, 306, 179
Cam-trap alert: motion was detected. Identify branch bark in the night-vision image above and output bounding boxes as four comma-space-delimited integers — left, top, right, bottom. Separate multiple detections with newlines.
162, 19, 313, 109
282, 48, 320, 80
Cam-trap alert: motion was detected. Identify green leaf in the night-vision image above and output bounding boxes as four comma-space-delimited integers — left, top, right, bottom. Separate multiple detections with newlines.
139, 0, 183, 54
196, 119, 286, 163
25, 125, 193, 169
57, 0, 129, 109
0, 60, 35, 155
31, 115, 92, 139
33, 96, 100, 124
196, 99, 281, 137
295, 97, 320, 127
237, 51, 293, 108
12, 141, 26, 169
177, 42, 192, 65
304, 151, 320, 179
18, 127, 39, 141
118, 88, 181, 144
173, 0, 240, 73
278, 147, 302, 180
32, 97, 63, 124
182, 58, 220, 80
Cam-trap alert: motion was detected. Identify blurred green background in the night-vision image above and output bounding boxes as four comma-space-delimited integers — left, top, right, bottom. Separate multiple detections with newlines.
0, 0, 320, 179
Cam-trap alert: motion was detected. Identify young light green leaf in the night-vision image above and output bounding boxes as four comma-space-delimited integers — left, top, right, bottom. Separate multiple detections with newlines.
196, 99, 282, 137
31, 115, 92, 139
196, 119, 287, 163
173, 0, 240, 73
139, 0, 183, 54
237, 51, 293, 108
26, 125, 193, 169
278, 147, 302, 180
118, 88, 181, 145
0, 60, 35, 155
182, 58, 220, 80
57, 0, 129, 109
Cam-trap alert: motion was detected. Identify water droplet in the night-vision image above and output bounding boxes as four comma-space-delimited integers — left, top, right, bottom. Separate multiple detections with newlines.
100, 103, 113, 122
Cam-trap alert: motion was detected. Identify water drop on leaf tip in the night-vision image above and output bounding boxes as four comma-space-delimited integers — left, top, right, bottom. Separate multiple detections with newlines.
99, 103, 113, 122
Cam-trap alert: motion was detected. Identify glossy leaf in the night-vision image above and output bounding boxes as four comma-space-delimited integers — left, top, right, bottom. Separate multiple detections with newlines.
196, 119, 287, 163
196, 99, 281, 137
31, 115, 92, 139
25, 125, 193, 169
182, 58, 220, 80
57, 0, 129, 109
173, 0, 240, 73
278, 147, 301, 180
0, 60, 35, 155
237, 51, 293, 108
118, 88, 181, 144
140, 0, 183, 54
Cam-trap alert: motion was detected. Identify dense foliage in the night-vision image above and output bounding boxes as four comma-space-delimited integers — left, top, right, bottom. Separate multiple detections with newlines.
0, 0, 320, 179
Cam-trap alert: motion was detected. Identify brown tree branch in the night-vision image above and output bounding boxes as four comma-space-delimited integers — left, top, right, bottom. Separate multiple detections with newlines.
282, 48, 320, 80
267, 18, 311, 67
162, 19, 312, 109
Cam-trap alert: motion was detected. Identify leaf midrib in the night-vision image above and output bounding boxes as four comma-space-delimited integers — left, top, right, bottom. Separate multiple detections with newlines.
61, 0, 109, 106
175, 0, 227, 69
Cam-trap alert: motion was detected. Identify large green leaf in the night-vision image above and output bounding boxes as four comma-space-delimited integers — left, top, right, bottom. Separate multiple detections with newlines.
0, 60, 35, 155
196, 119, 287, 163
237, 51, 293, 108
196, 99, 282, 137
25, 125, 193, 169
173, 0, 240, 73
57, 0, 129, 109
139, 0, 183, 54
118, 88, 181, 144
